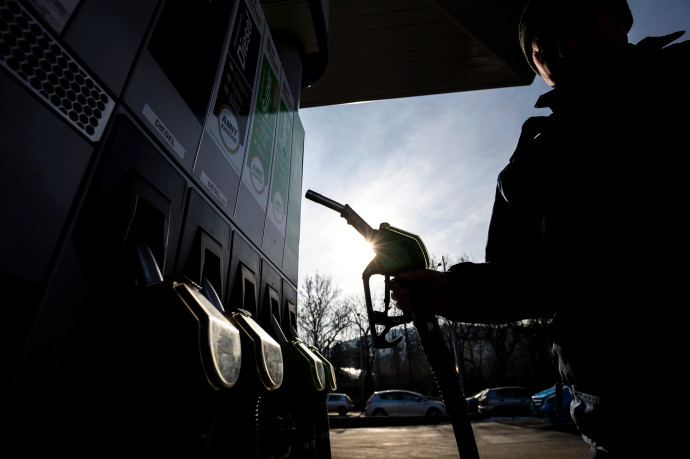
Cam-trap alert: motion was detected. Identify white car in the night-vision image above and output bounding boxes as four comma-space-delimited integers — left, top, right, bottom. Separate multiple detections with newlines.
326, 393, 354, 416
364, 390, 446, 417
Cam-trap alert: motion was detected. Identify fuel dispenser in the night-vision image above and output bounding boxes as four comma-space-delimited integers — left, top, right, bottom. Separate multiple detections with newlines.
213, 260, 285, 458
309, 345, 338, 456
258, 302, 337, 458
1, 0, 329, 455
0, 109, 246, 454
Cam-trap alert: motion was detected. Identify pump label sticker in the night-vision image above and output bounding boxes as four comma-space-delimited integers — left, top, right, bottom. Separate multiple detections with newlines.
219, 106, 240, 152
285, 114, 305, 253
248, 155, 265, 192
201, 171, 228, 208
266, 90, 294, 233
205, 0, 262, 173
143, 103, 185, 159
241, 52, 279, 209
271, 192, 285, 222
27, 0, 81, 34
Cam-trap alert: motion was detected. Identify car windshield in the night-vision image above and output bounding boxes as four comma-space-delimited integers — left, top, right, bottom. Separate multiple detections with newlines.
534, 387, 555, 397
513, 389, 530, 398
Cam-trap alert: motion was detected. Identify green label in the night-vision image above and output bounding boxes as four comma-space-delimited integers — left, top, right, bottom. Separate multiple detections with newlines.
285, 114, 304, 252
267, 97, 294, 232
243, 54, 279, 207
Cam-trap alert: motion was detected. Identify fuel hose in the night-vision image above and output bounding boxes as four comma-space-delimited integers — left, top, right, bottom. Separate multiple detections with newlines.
411, 306, 480, 459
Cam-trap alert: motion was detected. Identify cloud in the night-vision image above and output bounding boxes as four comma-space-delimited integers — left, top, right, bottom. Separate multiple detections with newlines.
298, 81, 551, 296
296, 0, 690, 301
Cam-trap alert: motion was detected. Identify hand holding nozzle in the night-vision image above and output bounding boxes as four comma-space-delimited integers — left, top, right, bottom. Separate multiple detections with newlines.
389, 269, 450, 318
305, 189, 430, 348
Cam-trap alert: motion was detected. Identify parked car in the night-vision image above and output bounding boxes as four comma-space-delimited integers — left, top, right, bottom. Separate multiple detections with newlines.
465, 391, 483, 414
364, 390, 447, 417
327, 393, 354, 416
476, 386, 532, 417
530, 384, 573, 424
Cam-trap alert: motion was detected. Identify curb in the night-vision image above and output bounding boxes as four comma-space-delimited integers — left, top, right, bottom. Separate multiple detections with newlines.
328, 414, 451, 429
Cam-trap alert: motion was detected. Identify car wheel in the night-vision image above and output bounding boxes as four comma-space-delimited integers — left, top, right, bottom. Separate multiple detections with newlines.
337, 406, 347, 416
426, 407, 441, 416
372, 408, 387, 416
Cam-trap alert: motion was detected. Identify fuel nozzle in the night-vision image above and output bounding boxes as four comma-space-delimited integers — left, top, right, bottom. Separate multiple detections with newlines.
304, 190, 478, 458
305, 189, 430, 348
305, 190, 375, 241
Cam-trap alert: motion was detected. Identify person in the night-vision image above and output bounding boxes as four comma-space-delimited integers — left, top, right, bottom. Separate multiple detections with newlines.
390, 1, 689, 457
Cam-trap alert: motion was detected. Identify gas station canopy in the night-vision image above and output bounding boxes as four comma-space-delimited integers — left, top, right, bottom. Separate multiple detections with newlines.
262, 0, 535, 108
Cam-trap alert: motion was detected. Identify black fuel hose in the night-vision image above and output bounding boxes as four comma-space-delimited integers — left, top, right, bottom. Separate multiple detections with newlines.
411, 308, 480, 459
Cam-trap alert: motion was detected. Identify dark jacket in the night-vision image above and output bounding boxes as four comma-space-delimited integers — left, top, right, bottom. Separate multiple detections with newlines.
444, 32, 689, 455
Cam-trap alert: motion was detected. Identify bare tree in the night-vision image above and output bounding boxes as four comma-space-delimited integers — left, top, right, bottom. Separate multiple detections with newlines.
345, 294, 378, 401
311, 252, 558, 399
432, 253, 476, 393
298, 271, 354, 355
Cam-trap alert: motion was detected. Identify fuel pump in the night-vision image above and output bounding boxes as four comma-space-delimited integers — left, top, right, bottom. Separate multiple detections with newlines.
257, 285, 337, 458
309, 345, 337, 456
55, 226, 245, 455
205, 263, 284, 458
305, 190, 480, 459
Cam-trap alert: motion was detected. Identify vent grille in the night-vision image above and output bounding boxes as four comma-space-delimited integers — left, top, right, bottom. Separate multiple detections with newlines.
0, 0, 114, 141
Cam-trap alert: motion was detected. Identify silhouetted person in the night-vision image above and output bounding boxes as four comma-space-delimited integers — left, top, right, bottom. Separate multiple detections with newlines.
390, 1, 689, 457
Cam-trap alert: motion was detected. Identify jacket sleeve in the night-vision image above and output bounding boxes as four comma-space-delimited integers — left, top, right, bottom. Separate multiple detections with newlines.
437, 120, 557, 324
438, 261, 535, 324
440, 262, 556, 324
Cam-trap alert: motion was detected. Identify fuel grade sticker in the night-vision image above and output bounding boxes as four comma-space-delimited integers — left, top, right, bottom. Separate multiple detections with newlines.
248, 155, 266, 193
218, 106, 240, 152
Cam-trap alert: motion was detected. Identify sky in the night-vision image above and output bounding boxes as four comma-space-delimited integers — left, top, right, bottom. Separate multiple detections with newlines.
296, 0, 690, 300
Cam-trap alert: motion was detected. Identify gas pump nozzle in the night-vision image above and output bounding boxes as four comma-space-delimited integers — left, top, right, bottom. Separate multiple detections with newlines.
305, 190, 430, 348
305, 189, 480, 459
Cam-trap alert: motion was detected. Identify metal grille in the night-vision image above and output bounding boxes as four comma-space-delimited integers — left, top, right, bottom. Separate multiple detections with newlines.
0, 0, 114, 141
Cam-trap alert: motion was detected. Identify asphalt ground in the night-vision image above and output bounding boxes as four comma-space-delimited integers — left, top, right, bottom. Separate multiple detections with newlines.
327, 414, 590, 458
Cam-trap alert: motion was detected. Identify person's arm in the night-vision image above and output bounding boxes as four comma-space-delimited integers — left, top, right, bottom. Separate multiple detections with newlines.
441, 262, 554, 323
391, 115, 561, 324
390, 261, 553, 325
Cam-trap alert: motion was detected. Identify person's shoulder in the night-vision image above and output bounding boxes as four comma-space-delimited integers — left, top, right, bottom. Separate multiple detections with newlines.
634, 31, 686, 49
632, 31, 690, 91
658, 33, 690, 68
634, 31, 690, 68
521, 114, 551, 132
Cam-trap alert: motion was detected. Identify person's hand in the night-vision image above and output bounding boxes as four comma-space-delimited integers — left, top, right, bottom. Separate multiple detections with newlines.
389, 269, 449, 316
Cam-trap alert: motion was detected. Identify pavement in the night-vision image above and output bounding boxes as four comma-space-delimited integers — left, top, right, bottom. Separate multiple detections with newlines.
327, 413, 590, 458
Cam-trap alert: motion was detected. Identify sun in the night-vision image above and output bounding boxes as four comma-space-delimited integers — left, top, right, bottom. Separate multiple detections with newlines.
339, 226, 376, 269
324, 225, 377, 296
354, 240, 376, 267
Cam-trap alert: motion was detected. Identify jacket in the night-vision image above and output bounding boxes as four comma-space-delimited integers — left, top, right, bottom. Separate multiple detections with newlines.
444, 32, 690, 455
